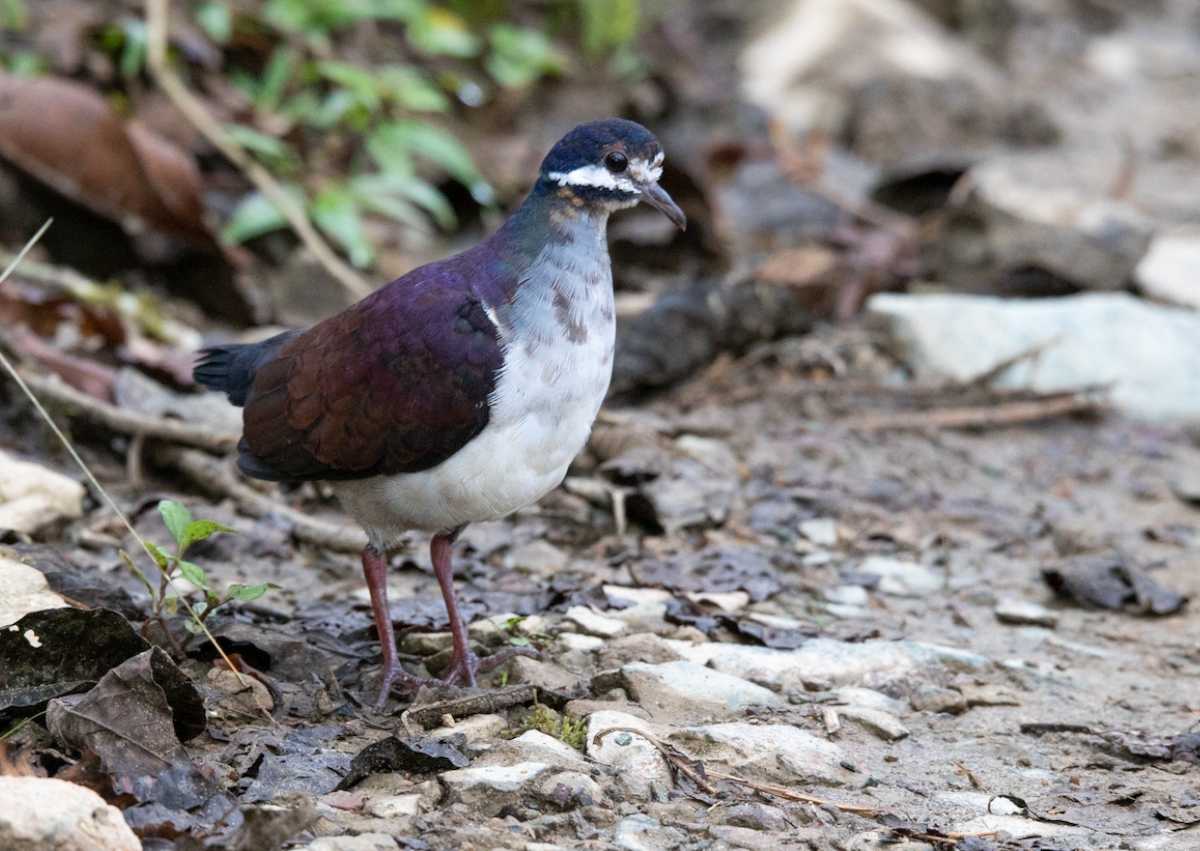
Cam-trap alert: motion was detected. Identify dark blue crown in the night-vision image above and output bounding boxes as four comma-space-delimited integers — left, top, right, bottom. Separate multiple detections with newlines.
539, 118, 663, 176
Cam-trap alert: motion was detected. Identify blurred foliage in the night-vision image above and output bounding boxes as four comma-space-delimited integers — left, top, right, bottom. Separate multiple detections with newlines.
0, 0, 649, 270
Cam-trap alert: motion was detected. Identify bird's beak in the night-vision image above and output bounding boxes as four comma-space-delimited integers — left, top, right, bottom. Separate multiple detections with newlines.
638, 181, 687, 231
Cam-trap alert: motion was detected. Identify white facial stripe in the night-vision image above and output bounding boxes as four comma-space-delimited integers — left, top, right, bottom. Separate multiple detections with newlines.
549, 155, 663, 192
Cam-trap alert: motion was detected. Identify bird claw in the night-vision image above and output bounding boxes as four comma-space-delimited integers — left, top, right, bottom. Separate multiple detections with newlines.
372, 645, 540, 711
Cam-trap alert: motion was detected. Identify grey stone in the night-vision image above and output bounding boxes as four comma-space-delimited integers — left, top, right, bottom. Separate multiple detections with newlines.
362, 794, 421, 819
303, 835, 399, 851
0, 776, 141, 851
798, 518, 839, 547
668, 722, 855, 786
1172, 471, 1200, 507
859, 556, 944, 597
713, 802, 790, 831
566, 606, 627, 637
536, 770, 603, 810
587, 711, 673, 801
439, 762, 551, 809
867, 292, 1200, 423
621, 660, 785, 721
910, 684, 967, 714
614, 814, 686, 851
503, 540, 569, 573
670, 638, 986, 689
1136, 227, 1200, 310
837, 706, 910, 741
506, 730, 589, 769
835, 686, 906, 714
994, 599, 1059, 628
597, 634, 685, 671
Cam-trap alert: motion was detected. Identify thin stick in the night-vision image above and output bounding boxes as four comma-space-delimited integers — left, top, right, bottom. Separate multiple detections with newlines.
705, 769, 886, 814
835, 395, 1102, 431
156, 445, 368, 553
11, 369, 238, 453
144, 0, 372, 301
0, 222, 244, 682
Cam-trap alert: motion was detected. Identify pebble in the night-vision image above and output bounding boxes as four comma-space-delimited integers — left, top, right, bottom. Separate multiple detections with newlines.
503, 540, 569, 573
670, 722, 854, 786
0, 776, 141, 851
558, 632, 605, 652
508, 730, 589, 768
439, 762, 551, 809
909, 684, 967, 714
957, 683, 1020, 707
604, 585, 675, 607
0, 450, 85, 535
685, 590, 750, 612
837, 706, 910, 741
587, 711, 673, 801
1135, 226, 1200, 311
1171, 472, 1200, 506
799, 517, 839, 547
426, 713, 506, 741
835, 686, 907, 714
614, 814, 687, 851
398, 631, 452, 656
713, 802, 789, 831
859, 556, 944, 597
303, 835, 399, 851
620, 660, 785, 721
536, 770, 603, 810
362, 794, 421, 819
566, 606, 627, 637
994, 599, 1059, 627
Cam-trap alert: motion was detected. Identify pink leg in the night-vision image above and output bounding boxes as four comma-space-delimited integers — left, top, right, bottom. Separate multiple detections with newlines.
362, 545, 428, 711
431, 531, 537, 687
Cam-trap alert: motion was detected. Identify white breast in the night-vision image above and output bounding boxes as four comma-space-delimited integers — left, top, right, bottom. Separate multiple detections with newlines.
335, 220, 615, 548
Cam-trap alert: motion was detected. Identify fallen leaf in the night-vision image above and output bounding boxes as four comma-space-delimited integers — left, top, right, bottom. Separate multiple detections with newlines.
1042, 554, 1187, 615
337, 735, 469, 790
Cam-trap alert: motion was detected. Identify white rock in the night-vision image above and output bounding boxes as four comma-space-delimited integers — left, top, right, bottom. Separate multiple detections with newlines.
799, 518, 839, 547
509, 730, 588, 768
684, 590, 750, 612
669, 638, 987, 688
994, 599, 1059, 628
604, 585, 675, 607
621, 660, 785, 721
669, 722, 854, 786
0, 556, 68, 628
837, 706, 909, 740
425, 713, 506, 741
0, 451, 85, 534
614, 814, 686, 851
1136, 226, 1200, 311
566, 606, 627, 637
503, 540, 569, 573
0, 776, 141, 851
363, 794, 422, 819
835, 686, 905, 713
439, 762, 551, 808
867, 292, 1200, 423
859, 556, 944, 597
586, 711, 673, 801
303, 835, 399, 851
558, 632, 605, 652
824, 585, 869, 606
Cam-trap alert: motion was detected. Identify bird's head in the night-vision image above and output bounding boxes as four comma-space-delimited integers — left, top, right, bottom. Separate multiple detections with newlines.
539, 118, 686, 230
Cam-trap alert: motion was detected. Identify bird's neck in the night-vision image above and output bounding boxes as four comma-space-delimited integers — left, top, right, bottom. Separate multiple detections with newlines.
497, 178, 617, 250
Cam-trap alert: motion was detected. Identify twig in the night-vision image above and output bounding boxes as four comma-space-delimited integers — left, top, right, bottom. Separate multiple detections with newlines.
964, 335, 1065, 388
9, 368, 238, 453
705, 769, 886, 814
155, 445, 368, 553
144, 0, 373, 301
835, 394, 1104, 431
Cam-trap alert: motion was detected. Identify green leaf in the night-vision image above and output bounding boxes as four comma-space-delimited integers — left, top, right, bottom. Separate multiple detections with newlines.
257, 46, 298, 112
376, 65, 448, 113
181, 519, 235, 551
319, 60, 383, 113
221, 187, 300, 244
227, 583, 279, 602
310, 186, 373, 267
354, 173, 456, 230
158, 501, 192, 549
163, 595, 179, 615
119, 19, 148, 78
222, 124, 294, 165
194, 2, 232, 44
176, 560, 211, 592
486, 23, 564, 89
369, 120, 484, 188
407, 7, 479, 57
193, 600, 208, 617
0, 0, 28, 31
183, 619, 205, 634
509, 636, 531, 647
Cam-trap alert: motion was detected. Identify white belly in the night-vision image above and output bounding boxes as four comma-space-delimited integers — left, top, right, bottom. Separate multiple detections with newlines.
335, 228, 615, 548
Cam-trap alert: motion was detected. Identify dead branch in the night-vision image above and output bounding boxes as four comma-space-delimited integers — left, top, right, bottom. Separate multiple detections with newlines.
834, 394, 1104, 431
155, 445, 368, 553
144, 0, 373, 302
705, 769, 886, 814
11, 368, 238, 453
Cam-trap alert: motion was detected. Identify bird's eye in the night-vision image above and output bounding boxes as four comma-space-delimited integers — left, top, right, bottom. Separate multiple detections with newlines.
603, 151, 628, 174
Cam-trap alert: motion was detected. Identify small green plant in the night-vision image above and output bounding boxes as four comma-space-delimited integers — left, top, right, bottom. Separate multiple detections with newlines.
504, 705, 588, 751
121, 500, 277, 652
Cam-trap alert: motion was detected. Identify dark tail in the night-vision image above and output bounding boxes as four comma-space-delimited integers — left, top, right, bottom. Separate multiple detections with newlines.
193, 330, 301, 408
